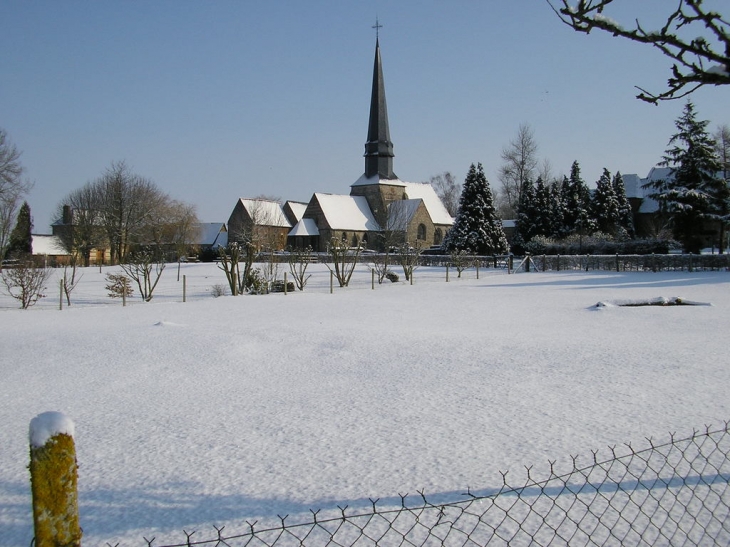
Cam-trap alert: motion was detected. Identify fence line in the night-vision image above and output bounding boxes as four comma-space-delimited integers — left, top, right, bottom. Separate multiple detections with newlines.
129, 423, 730, 547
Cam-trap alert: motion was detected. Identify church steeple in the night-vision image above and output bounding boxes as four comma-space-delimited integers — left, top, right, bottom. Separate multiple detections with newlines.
364, 38, 396, 180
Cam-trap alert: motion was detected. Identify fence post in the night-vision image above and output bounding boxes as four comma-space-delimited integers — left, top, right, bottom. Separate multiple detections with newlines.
330, 270, 334, 294
284, 272, 288, 295
476, 262, 479, 279
557, 254, 560, 271
616, 253, 620, 272
29, 412, 81, 547
183, 275, 187, 302
59, 279, 64, 311
446, 265, 449, 282
371, 268, 375, 290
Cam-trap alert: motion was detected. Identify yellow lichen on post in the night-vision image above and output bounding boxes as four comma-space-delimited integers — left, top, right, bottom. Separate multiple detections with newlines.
29, 413, 81, 547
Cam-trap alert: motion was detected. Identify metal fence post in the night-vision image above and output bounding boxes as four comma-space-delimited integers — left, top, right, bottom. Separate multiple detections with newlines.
29, 412, 81, 547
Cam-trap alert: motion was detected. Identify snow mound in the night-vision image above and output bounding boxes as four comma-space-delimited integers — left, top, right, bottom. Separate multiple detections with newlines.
29, 411, 75, 448
153, 321, 184, 327
594, 297, 712, 308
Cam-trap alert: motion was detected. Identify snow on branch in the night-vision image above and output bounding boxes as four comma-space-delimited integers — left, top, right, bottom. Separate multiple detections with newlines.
546, 0, 730, 103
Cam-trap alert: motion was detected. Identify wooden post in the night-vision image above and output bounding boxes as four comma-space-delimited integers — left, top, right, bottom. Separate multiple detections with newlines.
122, 286, 126, 307
284, 272, 288, 295
183, 275, 187, 302
371, 268, 375, 290
476, 262, 479, 279
557, 254, 560, 272
29, 412, 81, 547
410, 268, 413, 285
330, 270, 334, 294
446, 265, 449, 282
616, 253, 620, 272
525, 253, 530, 273
59, 279, 64, 311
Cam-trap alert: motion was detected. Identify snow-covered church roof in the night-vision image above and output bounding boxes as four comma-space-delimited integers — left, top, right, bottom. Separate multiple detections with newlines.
315, 193, 380, 231
402, 182, 453, 225
289, 218, 320, 237
237, 199, 291, 228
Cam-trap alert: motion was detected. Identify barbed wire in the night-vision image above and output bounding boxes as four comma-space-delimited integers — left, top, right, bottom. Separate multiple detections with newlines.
113, 422, 730, 547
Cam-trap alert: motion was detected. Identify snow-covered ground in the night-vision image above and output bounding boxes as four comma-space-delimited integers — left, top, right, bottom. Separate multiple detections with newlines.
1, 263, 729, 546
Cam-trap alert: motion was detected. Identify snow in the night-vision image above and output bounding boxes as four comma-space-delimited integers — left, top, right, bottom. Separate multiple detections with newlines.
289, 218, 320, 236
314, 193, 380, 231
402, 182, 454, 225
1, 263, 729, 546
29, 411, 75, 448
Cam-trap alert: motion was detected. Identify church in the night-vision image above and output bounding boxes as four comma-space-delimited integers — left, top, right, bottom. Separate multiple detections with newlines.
227, 38, 454, 253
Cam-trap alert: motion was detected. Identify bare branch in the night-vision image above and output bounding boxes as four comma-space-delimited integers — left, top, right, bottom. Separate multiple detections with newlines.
546, 0, 730, 103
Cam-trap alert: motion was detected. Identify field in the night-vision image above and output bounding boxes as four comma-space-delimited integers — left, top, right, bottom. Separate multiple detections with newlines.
1, 262, 729, 546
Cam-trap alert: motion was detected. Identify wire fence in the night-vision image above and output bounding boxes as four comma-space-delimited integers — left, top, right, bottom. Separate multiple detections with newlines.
130, 423, 730, 547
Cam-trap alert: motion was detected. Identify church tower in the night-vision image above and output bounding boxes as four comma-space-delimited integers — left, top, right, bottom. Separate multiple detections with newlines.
364, 38, 396, 180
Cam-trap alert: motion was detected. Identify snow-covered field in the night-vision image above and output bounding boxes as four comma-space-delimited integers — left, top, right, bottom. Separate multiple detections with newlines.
1, 262, 729, 546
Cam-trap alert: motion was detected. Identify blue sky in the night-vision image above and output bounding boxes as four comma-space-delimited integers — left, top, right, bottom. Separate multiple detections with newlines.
1, 1, 727, 231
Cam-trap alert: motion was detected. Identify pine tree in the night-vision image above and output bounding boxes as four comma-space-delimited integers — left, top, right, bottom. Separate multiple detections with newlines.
533, 176, 553, 237
591, 168, 620, 235
513, 178, 537, 248
646, 101, 724, 252
5, 201, 33, 259
443, 163, 509, 255
550, 178, 567, 238
612, 172, 635, 239
563, 161, 595, 237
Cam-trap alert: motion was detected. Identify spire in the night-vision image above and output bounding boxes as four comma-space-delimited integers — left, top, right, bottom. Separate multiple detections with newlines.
364, 38, 396, 179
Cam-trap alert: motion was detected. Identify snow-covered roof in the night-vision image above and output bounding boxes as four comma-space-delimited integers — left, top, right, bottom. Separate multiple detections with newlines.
31, 234, 69, 256
196, 223, 227, 247
315, 193, 380, 231
621, 174, 643, 199
350, 174, 406, 188
402, 182, 454, 225
285, 201, 308, 222
238, 199, 291, 228
289, 218, 320, 237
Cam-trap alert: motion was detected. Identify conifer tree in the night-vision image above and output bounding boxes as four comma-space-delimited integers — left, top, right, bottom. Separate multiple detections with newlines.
5, 201, 33, 259
612, 172, 635, 239
513, 178, 537, 248
442, 163, 509, 255
533, 176, 553, 237
591, 168, 620, 235
550, 178, 567, 238
563, 161, 594, 237
645, 101, 724, 253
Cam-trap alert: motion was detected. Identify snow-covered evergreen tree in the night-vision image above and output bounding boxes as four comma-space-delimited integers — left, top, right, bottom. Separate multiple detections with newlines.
645, 101, 724, 252
563, 161, 595, 237
612, 171, 635, 239
442, 163, 509, 255
534, 176, 553, 237
591, 168, 620, 235
550, 178, 567, 238
513, 178, 537, 248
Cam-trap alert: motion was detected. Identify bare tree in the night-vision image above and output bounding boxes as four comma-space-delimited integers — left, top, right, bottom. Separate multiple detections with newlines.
95, 161, 168, 264
547, 0, 730, 104
372, 199, 411, 283
1, 258, 52, 309
287, 246, 313, 291
429, 172, 461, 217
396, 240, 425, 281
498, 124, 539, 218
120, 247, 166, 302
0, 129, 33, 261
61, 257, 82, 306
55, 183, 106, 267
105, 273, 133, 300
327, 237, 361, 287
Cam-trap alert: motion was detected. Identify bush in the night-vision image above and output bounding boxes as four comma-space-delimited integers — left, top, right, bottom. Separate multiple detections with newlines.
385, 271, 399, 283
210, 283, 228, 297
523, 235, 677, 255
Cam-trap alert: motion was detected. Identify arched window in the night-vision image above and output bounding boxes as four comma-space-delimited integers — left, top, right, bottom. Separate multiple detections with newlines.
341, 231, 348, 242
434, 228, 443, 245
417, 223, 427, 240
352, 234, 359, 247
362, 233, 369, 247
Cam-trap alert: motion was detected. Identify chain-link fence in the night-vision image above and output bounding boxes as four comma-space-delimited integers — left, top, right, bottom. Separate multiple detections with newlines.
136, 423, 730, 547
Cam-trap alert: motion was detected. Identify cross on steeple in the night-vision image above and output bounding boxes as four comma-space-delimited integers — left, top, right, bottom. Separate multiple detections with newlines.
372, 17, 382, 40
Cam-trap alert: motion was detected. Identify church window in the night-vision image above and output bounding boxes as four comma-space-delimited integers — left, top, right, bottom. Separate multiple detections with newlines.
352, 234, 359, 247
341, 232, 348, 242
417, 223, 427, 240
434, 228, 443, 245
